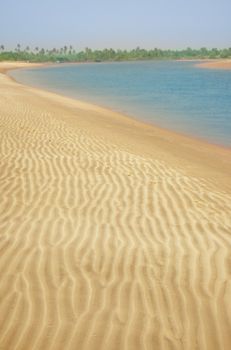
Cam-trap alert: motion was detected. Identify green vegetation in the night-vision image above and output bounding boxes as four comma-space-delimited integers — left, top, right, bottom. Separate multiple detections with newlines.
0, 45, 231, 62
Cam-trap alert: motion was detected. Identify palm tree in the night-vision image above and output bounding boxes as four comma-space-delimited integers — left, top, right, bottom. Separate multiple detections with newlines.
0, 45, 5, 52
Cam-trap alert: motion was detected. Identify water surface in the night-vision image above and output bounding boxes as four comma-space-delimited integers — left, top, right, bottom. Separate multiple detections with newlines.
11, 61, 231, 147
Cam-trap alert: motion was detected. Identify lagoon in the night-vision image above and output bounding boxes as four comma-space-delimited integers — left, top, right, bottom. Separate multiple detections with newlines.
11, 61, 231, 147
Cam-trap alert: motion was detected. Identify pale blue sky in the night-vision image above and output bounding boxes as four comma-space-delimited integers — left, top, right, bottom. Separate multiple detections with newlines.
1, 0, 230, 50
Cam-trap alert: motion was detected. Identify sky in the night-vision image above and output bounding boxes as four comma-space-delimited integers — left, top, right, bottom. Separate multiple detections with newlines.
0, 0, 230, 51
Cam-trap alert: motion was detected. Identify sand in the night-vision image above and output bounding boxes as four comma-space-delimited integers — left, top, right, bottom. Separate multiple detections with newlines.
0, 61, 43, 74
0, 62, 231, 350
196, 59, 231, 70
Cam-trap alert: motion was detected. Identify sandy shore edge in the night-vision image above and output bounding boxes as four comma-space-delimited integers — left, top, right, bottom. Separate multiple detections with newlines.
2, 61, 231, 192
4, 61, 231, 191
196, 59, 231, 69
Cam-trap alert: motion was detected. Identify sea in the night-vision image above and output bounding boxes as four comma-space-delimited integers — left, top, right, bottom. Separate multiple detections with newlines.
10, 61, 231, 147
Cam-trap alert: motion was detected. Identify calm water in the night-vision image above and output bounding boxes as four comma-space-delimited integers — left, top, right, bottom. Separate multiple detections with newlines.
11, 61, 231, 147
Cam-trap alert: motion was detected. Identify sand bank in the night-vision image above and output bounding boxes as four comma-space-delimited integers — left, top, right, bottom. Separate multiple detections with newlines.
0, 62, 231, 350
0, 61, 43, 74
196, 59, 231, 70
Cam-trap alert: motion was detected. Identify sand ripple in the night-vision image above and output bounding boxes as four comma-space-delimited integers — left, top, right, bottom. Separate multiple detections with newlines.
0, 71, 231, 349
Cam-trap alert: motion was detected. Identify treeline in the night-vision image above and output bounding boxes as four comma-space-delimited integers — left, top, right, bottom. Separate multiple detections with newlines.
1, 45, 231, 62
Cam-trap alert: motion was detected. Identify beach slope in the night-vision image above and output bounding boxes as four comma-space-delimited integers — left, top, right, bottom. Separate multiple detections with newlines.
0, 63, 231, 350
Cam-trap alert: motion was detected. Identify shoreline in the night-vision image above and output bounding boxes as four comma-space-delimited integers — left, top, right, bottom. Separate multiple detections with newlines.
0, 61, 44, 74
196, 59, 231, 69
2, 62, 231, 193
1, 61, 231, 349
7, 61, 231, 152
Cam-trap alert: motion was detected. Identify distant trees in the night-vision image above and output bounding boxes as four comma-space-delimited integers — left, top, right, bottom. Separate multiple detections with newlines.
15, 43, 21, 52
0, 46, 231, 63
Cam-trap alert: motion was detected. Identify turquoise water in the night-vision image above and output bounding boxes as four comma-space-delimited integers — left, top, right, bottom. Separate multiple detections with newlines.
11, 61, 231, 147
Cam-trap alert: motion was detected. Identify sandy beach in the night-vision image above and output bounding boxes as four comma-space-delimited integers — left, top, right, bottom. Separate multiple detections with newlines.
0, 62, 231, 350
196, 59, 231, 69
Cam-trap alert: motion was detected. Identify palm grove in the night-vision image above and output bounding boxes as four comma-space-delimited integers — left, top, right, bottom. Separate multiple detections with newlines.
0, 45, 231, 62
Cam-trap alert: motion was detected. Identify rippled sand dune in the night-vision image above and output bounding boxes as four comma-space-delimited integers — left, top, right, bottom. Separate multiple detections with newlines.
0, 64, 231, 350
